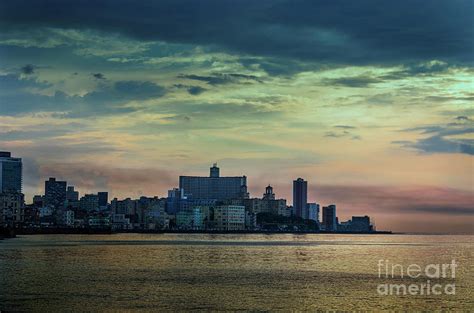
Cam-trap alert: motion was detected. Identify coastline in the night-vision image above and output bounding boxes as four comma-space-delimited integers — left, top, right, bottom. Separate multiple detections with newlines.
2, 227, 393, 237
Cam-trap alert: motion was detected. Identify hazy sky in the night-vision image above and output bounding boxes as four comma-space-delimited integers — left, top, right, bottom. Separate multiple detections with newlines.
0, 0, 473, 233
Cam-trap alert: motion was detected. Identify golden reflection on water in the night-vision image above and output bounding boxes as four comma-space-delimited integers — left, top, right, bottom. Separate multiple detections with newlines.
0, 234, 473, 311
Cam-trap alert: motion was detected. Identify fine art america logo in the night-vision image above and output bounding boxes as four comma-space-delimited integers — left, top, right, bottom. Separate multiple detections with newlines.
377, 259, 457, 296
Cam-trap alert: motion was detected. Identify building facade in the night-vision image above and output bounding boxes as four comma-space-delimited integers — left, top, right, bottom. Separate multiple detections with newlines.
293, 178, 308, 219
0, 151, 22, 193
307, 203, 320, 223
0, 192, 24, 226
179, 164, 248, 201
45, 177, 67, 209
322, 204, 337, 231
214, 205, 245, 231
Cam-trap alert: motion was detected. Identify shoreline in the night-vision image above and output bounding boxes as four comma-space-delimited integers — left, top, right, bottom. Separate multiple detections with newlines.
2, 227, 393, 236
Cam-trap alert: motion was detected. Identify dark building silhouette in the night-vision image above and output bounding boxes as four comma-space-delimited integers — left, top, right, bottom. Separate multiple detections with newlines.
66, 186, 79, 202
98, 192, 108, 207
0, 151, 22, 193
179, 164, 247, 201
322, 204, 337, 231
293, 178, 307, 219
263, 185, 275, 200
45, 177, 67, 209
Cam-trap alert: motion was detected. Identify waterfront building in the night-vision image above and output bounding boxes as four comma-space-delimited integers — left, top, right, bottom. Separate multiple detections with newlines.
0, 151, 22, 193
80, 194, 99, 212
322, 204, 337, 231
66, 186, 79, 202
44, 177, 67, 209
98, 192, 108, 208
179, 164, 248, 201
0, 192, 24, 227
214, 205, 245, 231
307, 203, 320, 223
293, 178, 308, 219
262, 185, 275, 200
110, 197, 136, 215
33, 195, 44, 207
176, 207, 204, 230
338, 216, 373, 232
230, 185, 289, 217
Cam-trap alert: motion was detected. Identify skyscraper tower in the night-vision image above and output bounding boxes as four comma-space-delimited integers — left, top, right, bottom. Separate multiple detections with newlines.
0, 151, 22, 193
293, 178, 308, 219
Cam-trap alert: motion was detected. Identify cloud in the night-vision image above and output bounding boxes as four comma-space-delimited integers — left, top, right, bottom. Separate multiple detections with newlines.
312, 184, 474, 217
178, 73, 262, 85
187, 86, 206, 95
2, 1, 471, 66
321, 75, 381, 88
324, 129, 361, 140
395, 119, 474, 155
334, 125, 356, 129
21, 64, 35, 75
92, 72, 105, 79
39, 162, 177, 198
173, 84, 207, 95
0, 74, 166, 116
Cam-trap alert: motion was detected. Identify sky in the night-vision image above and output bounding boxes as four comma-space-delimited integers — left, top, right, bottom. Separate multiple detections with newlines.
0, 0, 473, 233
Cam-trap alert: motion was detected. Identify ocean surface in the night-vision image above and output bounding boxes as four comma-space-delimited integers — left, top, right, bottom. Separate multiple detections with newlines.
0, 234, 473, 311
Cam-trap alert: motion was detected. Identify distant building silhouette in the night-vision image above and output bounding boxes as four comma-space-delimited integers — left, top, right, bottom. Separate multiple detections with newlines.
66, 186, 79, 202
98, 192, 108, 208
0, 151, 22, 193
293, 178, 307, 219
179, 164, 248, 201
263, 185, 275, 200
44, 177, 67, 209
307, 203, 320, 223
322, 205, 337, 231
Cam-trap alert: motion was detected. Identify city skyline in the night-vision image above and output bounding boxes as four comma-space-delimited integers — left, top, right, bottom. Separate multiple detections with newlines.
0, 1, 473, 234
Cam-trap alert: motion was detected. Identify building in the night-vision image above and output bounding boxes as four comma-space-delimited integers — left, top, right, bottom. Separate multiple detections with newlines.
33, 195, 44, 207
111, 197, 136, 215
307, 203, 320, 223
66, 186, 79, 202
80, 194, 99, 212
338, 216, 373, 233
98, 192, 108, 208
322, 204, 337, 231
262, 185, 275, 200
166, 188, 187, 214
293, 178, 307, 219
214, 205, 245, 231
179, 164, 248, 201
44, 177, 67, 209
0, 151, 22, 193
0, 192, 24, 227
176, 207, 203, 230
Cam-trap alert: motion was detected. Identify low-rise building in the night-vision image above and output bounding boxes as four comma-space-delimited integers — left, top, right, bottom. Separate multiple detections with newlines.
214, 205, 245, 231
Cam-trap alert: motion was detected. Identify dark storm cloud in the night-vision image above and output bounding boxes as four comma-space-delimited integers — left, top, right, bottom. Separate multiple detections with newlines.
0, 0, 472, 66
322, 76, 382, 88
395, 121, 474, 155
0, 73, 166, 116
187, 86, 206, 95
173, 84, 207, 95
178, 73, 262, 85
21, 64, 35, 75
92, 72, 105, 80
